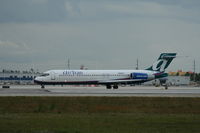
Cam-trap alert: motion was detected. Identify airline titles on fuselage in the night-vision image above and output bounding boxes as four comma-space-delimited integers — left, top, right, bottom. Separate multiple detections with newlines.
61, 70, 128, 77
63, 70, 83, 76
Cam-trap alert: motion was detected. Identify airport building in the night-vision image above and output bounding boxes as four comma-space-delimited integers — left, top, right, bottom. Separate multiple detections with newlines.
167, 70, 191, 85
144, 75, 190, 86
167, 76, 190, 86
0, 70, 41, 85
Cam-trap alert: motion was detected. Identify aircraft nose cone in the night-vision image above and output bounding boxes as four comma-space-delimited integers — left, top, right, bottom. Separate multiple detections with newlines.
34, 77, 40, 84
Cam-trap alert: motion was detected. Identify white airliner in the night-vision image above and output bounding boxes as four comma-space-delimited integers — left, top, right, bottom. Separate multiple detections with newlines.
34, 53, 176, 89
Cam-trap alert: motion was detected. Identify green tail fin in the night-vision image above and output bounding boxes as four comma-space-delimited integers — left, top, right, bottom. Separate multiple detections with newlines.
146, 53, 177, 72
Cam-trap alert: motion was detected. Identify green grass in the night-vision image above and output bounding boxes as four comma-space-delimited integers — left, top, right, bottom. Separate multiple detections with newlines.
0, 113, 200, 133
0, 97, 200, 133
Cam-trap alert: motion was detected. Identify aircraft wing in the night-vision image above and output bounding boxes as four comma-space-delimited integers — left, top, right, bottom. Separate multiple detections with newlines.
98, 79, 144, 84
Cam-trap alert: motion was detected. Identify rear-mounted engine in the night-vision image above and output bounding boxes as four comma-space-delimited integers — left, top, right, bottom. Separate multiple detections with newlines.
130, 73, 148, 79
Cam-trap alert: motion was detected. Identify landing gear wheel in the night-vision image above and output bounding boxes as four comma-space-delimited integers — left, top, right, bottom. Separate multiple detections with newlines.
40, 85, 50, 92
41, 85, 45, 89
106, 85, 112, 89
165, 85, 168, 90
113, 85, 118, 89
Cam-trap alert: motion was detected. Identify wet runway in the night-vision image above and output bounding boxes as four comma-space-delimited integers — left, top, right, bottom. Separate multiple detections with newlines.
0, 85, 200, 97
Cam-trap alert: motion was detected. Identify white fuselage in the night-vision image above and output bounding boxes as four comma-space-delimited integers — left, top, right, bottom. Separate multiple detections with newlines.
34, 69, 156, 85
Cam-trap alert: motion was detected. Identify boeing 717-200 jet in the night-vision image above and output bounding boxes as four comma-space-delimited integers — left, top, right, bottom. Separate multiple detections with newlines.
34, 53, 176, 89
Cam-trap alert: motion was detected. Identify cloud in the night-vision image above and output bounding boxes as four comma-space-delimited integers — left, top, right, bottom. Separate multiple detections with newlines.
104, 1, 200, 23
106, 2, 165, 15
65, 0, 80, 17
0, 40, 32, 64
0, 0, 69, 23
0, 40, 30, 50
0, 40, 20, 48
0, 40, 33, 64
30, 0, 48, 4
0, 0, 200, 72
0, 0, 199, 23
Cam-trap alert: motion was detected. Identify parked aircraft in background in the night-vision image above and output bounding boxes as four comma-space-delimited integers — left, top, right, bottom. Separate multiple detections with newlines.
34, 53, 177, 89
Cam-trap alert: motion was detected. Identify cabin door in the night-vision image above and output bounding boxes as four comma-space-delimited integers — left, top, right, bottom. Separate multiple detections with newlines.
51, 72, 56, 80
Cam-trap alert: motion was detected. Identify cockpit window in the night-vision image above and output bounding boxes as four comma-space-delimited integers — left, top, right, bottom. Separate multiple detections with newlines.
40, 73, 50, 77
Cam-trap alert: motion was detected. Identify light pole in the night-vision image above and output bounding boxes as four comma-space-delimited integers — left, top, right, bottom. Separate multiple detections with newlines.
193, 60, 196, 81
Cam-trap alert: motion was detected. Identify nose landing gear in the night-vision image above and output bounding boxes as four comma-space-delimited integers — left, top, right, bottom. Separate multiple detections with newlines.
41, 85, 45, 89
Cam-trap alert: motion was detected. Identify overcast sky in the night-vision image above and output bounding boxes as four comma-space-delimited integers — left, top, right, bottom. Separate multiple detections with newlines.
0, 0, 200, 72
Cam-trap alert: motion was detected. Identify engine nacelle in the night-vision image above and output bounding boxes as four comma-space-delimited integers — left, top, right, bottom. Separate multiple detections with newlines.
130, 72, 148, 79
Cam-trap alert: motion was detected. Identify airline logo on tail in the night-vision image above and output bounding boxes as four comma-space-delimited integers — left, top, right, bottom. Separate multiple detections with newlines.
146, 53, 177, 72
152, 59, 167, 72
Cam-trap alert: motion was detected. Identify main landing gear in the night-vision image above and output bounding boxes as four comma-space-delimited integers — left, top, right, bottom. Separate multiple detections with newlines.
164, 84, 168, 90
106, 84, 118, 89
